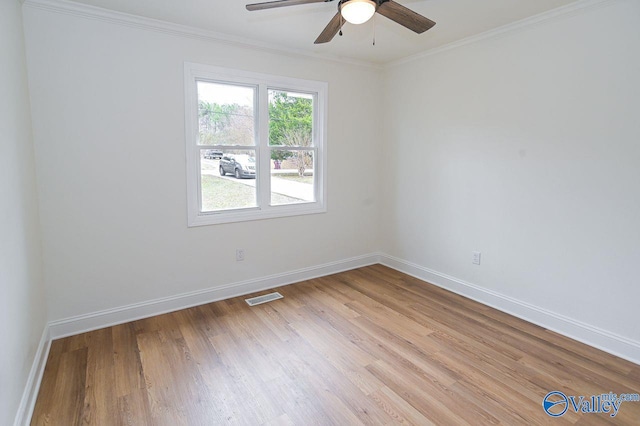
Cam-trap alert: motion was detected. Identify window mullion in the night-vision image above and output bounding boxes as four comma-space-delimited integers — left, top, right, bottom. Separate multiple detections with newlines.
258, 83, 271, 209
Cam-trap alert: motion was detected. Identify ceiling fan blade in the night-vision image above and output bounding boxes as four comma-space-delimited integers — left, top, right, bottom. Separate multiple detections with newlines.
376, 0, 435, 34
314, 12, 344, 44
246, 0, 327, 11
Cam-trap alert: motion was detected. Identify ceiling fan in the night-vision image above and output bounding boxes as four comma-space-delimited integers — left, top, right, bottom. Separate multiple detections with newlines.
245, 0, 436, 44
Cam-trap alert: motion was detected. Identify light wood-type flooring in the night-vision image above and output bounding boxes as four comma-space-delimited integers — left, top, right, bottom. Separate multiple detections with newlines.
32, 265, 640, 425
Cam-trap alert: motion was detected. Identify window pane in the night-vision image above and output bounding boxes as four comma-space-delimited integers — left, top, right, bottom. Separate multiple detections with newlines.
186, 63, 327, 226
268, 90, 313, 148
197, 81, 255, 146
201, 149, 257, 212
271, 149, 314, 205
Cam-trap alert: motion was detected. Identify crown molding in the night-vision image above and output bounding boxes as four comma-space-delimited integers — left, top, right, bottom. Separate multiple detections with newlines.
22, 0, 382, 70
385, 0, 615, 69
21, 0, 616, 70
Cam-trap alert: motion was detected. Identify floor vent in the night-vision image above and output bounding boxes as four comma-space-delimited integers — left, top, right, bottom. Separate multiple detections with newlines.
245, 292, 283, 306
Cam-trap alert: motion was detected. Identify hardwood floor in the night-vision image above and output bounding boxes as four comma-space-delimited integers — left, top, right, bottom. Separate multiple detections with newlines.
32, 265, 640, 425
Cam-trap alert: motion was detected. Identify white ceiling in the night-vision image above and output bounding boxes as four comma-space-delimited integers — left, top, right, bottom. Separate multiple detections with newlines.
67, 0, 579, 65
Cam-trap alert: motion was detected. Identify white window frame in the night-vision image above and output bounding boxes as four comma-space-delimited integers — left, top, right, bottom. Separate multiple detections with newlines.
184, 62, 328, 226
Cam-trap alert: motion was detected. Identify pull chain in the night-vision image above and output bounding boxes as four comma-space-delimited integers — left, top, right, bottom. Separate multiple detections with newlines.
372, 13, 376, 45
339, 14, 343, 36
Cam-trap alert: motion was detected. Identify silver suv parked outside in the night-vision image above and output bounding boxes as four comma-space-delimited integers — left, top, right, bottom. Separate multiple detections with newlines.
219, 154, 256, 179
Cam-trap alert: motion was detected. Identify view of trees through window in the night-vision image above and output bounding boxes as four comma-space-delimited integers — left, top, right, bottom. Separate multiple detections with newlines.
197, 82, 254, 146
196, 82, 315, 212
269, 90, 313, 177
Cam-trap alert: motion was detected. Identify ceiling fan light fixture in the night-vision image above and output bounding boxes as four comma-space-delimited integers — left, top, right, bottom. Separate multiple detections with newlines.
340, 0, 376, 25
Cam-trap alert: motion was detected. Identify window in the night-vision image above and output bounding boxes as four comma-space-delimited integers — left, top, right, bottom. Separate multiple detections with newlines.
184, 63, 327, 226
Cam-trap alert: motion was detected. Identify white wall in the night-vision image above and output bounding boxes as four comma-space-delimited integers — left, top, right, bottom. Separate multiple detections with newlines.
0, 0, 47, 424
22, 5, 383, 321
382, 0, 640, 349
20, 0, 639, 372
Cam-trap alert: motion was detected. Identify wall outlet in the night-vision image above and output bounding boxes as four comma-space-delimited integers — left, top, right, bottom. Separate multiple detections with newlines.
236, 248, 245, 262
472, 251, 481, 265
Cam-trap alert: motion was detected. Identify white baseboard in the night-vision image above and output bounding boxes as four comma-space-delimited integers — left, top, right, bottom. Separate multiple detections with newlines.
13, 325, 51, 426
48, 253, 381, 339
379, 254, 640, 366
